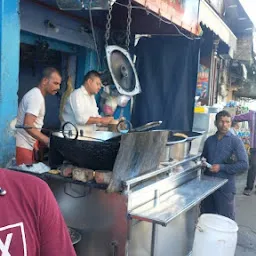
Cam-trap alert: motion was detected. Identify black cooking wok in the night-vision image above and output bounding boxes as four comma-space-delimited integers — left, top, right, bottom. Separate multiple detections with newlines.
49, 121, 164, 170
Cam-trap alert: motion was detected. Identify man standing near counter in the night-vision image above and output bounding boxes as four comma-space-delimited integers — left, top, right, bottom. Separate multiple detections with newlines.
201, 110, 249, 220
62, 70, 113, 133
16, 67, 61, 165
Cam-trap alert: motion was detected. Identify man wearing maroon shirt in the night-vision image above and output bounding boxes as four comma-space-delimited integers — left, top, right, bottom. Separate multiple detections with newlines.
0, 168, 76, 256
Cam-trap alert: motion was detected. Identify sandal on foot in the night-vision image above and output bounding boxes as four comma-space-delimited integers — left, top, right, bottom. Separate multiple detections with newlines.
243, 189, 252, 196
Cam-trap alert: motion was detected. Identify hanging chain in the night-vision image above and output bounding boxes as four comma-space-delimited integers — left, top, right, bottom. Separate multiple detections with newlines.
125, 0, 132, 51
105, 0, 113, 46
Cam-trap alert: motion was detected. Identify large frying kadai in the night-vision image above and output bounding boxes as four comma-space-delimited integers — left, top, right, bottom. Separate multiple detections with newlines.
49, 131, 120, 171
49, 121, 164, 171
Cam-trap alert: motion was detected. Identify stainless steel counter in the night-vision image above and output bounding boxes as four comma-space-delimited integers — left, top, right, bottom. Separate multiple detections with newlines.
15, 154, 227, 256
126, 155, 227, 256
124, 154, 201, 189
129, 176, 227, 226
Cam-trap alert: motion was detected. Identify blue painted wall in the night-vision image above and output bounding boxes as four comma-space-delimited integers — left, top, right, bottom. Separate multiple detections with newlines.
0, 0, 20, 165
21, 31, 78, 54
75, 48, 87, 89
20, 0, 94, 49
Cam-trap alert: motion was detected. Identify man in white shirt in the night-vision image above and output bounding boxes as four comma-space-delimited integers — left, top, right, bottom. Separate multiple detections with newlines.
16, 67, 62, 165
62, 70, 113, 133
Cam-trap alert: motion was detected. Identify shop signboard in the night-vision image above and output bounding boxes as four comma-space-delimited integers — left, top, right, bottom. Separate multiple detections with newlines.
133, 0, 200, 35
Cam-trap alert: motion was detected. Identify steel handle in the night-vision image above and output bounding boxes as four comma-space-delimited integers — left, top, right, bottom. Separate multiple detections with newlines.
133, 121, 162, 132
116, 120, 132, 134
61, 122, 78, 140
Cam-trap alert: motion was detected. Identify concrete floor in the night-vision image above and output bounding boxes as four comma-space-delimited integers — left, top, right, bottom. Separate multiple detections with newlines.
235, 172, 256, 255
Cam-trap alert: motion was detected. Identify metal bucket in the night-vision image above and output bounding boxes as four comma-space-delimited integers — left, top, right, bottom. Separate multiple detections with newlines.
160, 131, 203, 162
169, 141, 188, 161
170, 131, 203, 160
160, 136, 187, 162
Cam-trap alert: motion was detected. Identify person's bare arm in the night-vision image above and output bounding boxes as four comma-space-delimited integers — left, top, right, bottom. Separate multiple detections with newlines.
24, 113, 49, 146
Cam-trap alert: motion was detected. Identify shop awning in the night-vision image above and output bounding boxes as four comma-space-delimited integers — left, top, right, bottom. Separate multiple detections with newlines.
132, 0, 200, 36
199, 0, 237, 51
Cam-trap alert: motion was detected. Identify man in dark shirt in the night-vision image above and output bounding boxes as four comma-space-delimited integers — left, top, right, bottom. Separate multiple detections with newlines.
201, 110, 249, 220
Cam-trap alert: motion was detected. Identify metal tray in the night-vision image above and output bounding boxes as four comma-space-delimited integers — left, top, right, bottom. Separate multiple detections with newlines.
129, 176, 227, 226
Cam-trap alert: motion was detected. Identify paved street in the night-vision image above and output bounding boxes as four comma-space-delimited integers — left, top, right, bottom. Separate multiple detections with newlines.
236, 172, 256, 255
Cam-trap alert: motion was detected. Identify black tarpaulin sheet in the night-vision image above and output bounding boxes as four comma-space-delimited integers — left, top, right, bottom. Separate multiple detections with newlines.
132, 36, 200, 131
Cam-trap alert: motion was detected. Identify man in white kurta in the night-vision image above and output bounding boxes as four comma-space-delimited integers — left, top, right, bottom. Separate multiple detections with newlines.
62, 70, 113, 133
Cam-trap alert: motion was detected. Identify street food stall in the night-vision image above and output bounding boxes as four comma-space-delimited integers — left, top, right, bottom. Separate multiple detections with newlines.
6, 0, 227, 255
10, 125, 227, 256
